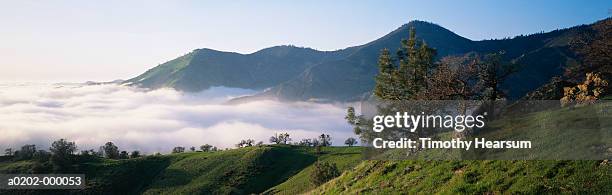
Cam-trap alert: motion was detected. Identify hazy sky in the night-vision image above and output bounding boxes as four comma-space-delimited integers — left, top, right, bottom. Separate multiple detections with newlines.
0, 0, 609, 82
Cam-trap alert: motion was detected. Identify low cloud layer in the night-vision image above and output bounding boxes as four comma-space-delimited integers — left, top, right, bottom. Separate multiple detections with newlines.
0, 83, 354, 153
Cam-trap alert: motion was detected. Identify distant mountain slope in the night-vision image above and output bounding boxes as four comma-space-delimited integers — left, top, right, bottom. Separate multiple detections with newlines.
266, 21, 600, 101
125, 45, 358, 91
127, 19, 608, 101
264, 21, 476, 101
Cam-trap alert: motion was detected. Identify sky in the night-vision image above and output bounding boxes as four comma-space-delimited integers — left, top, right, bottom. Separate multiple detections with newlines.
0, 0, 609, 82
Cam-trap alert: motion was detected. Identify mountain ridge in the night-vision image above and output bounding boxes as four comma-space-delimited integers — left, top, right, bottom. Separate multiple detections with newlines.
125, 19, 608, 101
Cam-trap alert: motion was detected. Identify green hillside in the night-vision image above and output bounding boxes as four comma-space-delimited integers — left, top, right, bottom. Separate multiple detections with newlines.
264, 146, 363, 194
0, 145, 363, 194
0, 145, 609, 194
310, 160, 610, 194
310, 103, 612, 194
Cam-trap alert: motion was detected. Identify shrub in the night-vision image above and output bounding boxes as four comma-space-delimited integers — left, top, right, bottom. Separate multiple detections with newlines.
310, 161, 340, 186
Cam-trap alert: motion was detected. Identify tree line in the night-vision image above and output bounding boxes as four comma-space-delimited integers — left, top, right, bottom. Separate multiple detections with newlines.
3, 133, 359, 161
2, 138, 223, 172
231, 132, 358, 148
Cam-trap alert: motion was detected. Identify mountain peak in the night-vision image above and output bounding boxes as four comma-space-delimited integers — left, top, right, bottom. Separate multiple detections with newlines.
253, 45, 319, 57
127, 19, 600, 102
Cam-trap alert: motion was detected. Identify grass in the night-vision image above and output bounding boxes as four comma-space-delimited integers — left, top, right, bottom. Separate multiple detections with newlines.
264, 146, 363, 194
310, 160, 610, 194
142, 145, 318, 194
143, 145, 364, 194
0, 145, 364, 194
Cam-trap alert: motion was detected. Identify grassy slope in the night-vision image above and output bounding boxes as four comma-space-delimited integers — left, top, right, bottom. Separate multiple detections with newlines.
311, 160, 610, 194
0, 146, 363, 194
264, 146, 363, 194
0, 155, 178, 194
143, 145, 363, 194
143, 145, 314, 194
311, 103, 612, 194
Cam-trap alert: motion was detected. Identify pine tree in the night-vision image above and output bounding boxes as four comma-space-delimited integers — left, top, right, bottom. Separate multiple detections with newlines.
373, 49, 396, 99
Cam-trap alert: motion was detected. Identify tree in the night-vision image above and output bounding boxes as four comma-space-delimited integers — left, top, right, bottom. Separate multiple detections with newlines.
49, 139, 77, 172
344, 138, 358, 147
423, 55, 480, 100
189, 146, 196, 152
477, 52, 517, 101
394, 27, 437, 100
4, 148, 13, 156
33, 150, 50, 162
119, 151, 129, 159
344, 107, 357, 125
269, 133, 291, 144
567, 19, 611, 80
309, 161, 340, 186
17, 144, 37, 160
130, 151, 141, 158
311, 139, 320, 147
101, 142, 120, 159
80, 150, 92, 156
236, 139, 255, 148
318, 134, 332, 146
200, 144, 213, 152
373, 49, 397, 99
172, 146, 185, 153
298, 139, 314, 146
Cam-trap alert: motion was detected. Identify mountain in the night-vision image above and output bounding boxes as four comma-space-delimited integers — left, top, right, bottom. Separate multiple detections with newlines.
266, 20, 598, 101
125, 45, 358, 91
126, 19, 608, 101
264, 21, 476, 101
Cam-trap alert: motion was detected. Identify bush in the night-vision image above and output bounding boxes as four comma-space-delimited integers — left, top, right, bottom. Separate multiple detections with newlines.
310, 161, 340, 186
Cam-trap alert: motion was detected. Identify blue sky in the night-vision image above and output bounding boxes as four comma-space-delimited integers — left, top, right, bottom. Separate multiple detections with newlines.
0, 0, 609, 82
